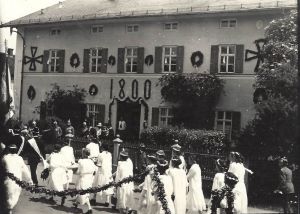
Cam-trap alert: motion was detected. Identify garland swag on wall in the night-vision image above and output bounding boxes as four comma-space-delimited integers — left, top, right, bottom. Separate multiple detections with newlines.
70, 53, 80, 68
190, 51, 204, 67
145, 55, 154, 66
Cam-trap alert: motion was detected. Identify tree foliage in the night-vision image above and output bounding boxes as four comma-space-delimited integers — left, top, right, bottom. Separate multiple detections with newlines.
159, 73, 224, 129
45, 84, 87, 129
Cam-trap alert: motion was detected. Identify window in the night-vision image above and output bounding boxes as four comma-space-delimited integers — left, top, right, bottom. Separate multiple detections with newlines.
215, 111, 232, 140
220, 19, 237, 28
125, 47, 138, 73
91, 25, 104, 33
90, 48, 102, 73
127, 24, 139, 33
163, 46, 177, 73
164, 22, 178, 31
219, 45, 235, 73
87, 104, 102, 127
159, 107, 174, 126
49, 50, 60, 72
50, 28, 61, 35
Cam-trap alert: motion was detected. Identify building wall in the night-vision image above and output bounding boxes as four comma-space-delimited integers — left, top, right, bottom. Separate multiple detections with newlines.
14, 12, 279, 132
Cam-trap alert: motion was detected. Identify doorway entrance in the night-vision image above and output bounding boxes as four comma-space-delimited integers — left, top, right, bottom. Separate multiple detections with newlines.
117, 99, 141, 140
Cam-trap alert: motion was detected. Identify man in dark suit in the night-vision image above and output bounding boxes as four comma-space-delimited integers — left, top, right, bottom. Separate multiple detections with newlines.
274, 157, 295, 214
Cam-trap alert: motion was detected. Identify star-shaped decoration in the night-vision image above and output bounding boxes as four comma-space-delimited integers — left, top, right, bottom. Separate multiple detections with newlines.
24, 47, 43, 71
245, 39, 266, 72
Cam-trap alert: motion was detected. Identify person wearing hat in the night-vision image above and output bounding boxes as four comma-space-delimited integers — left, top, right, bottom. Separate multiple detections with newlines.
73, 148, 97, 214
60, 132, 76, 189
134, 143, 147, 174
274, 157, 295, 213
170, 141, 186, 171
91, 144, 113, 207
95, 122, 103, 139
156, 150, 166, 162
53, 120, 62, 140
85, 138, 100, 162
168, 157, 188, 214
115, 150, 134, 214
47, 144, 68, 205
2, 144, 33, 213
65, 119, 75, 136
80, 121, 89, 138
152, 160, 175, 214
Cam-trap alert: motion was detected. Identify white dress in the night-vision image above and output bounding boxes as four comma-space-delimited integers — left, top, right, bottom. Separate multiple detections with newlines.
47, 152, 68, 191
207, 172, 225, 214
186, 164, 206, 212
228, 162, 248, 213
93, 151, 114, 198
76, 158, 97, 205
2, 154, 32, 209
85, 142, 100, 160
60, 145, 75, 184
169, 167, 188, 214
152, 174, 175, 214
143, 174, 156, 214
115, 160, 134, 209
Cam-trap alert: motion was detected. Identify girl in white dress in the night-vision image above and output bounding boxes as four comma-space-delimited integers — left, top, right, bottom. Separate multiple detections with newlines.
115, 150, 134, 214
228, 152, 248, 214
186, 155, 206, 214
92, 144, 113, 206
152, 159, 175, 214
60, 138, 75, 189
168, 157, 188, 214
73, 149, 97, 214
2, 144, 33, 212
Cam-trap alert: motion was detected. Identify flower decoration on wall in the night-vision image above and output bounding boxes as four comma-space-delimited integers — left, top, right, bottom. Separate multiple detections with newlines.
27, 85, 36, 101
24, 47, 43, 71
108, 55, 116, 66
70, 53, 80, 68
89, 84, 98, 96
190, 51, 204, 68
145, 55, 154, 66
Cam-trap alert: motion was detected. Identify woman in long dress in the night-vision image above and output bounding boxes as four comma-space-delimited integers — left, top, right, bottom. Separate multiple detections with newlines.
115, 150, 134, 214
228, 152, 248, 213
92, 144, 113, 206
168, 157, 188, 214
152, 159, 175, 214
73, 148, 97, 214
186, 155, 206, 214
2, 144, 33, 213
60, 136, 75, 189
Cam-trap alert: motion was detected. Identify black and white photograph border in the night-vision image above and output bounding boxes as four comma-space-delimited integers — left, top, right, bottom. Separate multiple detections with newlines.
0, 0, 299, 214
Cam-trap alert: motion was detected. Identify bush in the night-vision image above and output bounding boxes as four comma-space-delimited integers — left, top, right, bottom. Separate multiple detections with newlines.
140, 126, 226, 154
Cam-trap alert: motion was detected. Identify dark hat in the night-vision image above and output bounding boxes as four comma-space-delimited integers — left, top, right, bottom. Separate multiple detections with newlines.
65, 129, 74, 138
216, 158, 227, 171
53, 144, 62, 152
225, 172, 239, 187
97, 122, 102, 127
171, 143, 181, 152
147, 154, 157, 161
120, 150, 128, 157
156, 150, 165, 157
139, 143, 146, 148
157, 159, 168, 167
171, 156, 182, 167
7, 144, 18, 153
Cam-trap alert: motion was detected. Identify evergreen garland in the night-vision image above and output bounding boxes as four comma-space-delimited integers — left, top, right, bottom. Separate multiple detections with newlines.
211, 185, 235, 214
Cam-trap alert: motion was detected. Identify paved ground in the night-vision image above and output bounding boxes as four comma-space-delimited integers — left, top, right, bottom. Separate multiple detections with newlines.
13, 163, 282, 214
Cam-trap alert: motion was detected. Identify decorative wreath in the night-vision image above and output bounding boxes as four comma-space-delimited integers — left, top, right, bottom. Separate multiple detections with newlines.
89, 84, 98, 96
27, 85, 36, 101
145, 55, 154, 66
190, 51, 204, 67
108, 55, 116, 66
70, 53, 80, 68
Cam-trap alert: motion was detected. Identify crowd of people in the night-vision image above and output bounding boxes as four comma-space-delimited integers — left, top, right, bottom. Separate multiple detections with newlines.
0, 119, 296, 214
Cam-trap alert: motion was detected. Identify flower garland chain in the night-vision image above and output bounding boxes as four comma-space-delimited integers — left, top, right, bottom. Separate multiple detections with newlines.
5, 169, 149, 197
211, 185, 235, 214
151, 168, 171, 214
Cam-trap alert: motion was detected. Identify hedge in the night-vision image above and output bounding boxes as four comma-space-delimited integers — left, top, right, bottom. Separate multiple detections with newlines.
140, 126, 226, 154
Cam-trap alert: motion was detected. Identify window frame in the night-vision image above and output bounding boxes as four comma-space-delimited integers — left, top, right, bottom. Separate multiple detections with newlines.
220, 19, 237, 28
125, 47, 138, 73
158, 107, 174, 127
126, 24, 139, 33
215, 111, 233, 141
89, 48, 103, 73
50, 28, 61, 36
91, 25, 104, 34
164, 22, 178, 31
48, 50, 60, 72
162, 46, 177, 73
218, 45, 236, 73
86, 104, 101, 127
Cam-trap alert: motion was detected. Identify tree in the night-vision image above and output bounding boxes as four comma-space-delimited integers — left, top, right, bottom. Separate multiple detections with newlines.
159, 73, 223, 129
45, 84, 87, 130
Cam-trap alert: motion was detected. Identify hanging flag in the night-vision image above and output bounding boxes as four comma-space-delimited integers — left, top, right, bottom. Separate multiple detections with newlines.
0, 52, 14, 126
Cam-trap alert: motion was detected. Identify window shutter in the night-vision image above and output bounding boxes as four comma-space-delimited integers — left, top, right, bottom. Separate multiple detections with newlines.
117, 48, 125, 73
80, 104, 87, 122
101, 48, 108, 73
40, 101, 47, 120
83, 49, 90, 73
154, 46, 162, 73
151, 107, 159, 126
210, 45, 219, 74
137, 47, 144, 74
176, 46, 184, 73
42, 50, 49, 73
99, 104, 106, 123
57, 49, 65, 73
231, 111, 241, 140
235, 45, 244, 73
